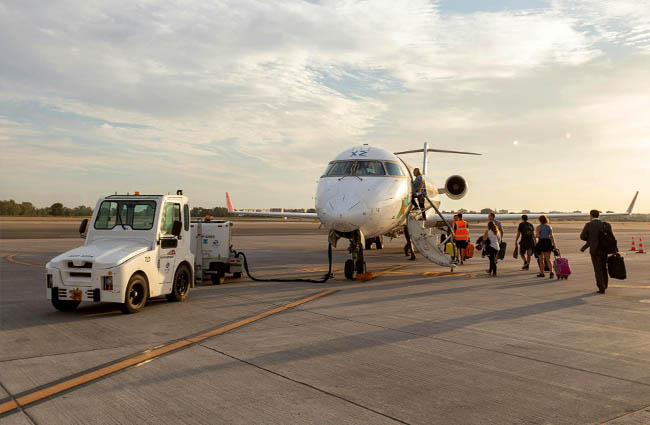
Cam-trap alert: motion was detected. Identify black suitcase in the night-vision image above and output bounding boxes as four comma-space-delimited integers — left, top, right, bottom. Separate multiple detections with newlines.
607, 253, 626, 280
498, 242, 507, 260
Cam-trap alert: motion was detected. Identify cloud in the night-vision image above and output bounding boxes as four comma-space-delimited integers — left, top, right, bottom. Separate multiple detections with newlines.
1, 0, 649, 210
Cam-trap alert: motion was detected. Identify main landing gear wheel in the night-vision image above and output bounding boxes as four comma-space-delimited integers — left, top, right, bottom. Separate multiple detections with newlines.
122, 274, 148, 314
344, 259, 355, 280
167, 264, 191, 302
51, 299, 80, 312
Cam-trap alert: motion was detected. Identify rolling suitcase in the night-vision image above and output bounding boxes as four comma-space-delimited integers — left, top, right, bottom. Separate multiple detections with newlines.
445, 242, 457, 257
553, 255, 571, 280
607, 253, 626, 280
465, 243, 475, 259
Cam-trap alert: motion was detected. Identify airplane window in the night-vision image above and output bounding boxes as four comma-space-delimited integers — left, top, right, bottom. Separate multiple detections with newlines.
323, 162, 335, 176
355, 161, 386, 176
384, 162, 404, 176
326, 161, 354, 176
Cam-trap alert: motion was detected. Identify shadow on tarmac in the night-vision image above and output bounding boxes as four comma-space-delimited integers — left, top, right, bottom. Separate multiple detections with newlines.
128, 291, 599, 387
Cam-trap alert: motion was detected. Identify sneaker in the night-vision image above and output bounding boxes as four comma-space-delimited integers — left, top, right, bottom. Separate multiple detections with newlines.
549, 272, 554, 279
524, 263, 529, 270
521, 264, 527, 270
536, 273, 545, 278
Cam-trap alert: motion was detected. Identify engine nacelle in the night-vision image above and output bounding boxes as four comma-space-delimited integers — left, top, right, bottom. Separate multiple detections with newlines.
443, 175, 468, 200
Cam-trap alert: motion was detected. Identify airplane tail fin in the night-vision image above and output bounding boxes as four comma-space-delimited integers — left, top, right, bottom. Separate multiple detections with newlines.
226, 192, 234, 213
395, 144, 482, 176
626, 191, 639, 215
422, 142, 428, 175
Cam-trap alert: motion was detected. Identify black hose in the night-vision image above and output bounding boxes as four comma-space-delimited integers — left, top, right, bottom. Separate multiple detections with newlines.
233, 243, 333, 283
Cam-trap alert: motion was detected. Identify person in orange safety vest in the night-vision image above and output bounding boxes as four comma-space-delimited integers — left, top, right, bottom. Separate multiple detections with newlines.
453, 213, 470, 264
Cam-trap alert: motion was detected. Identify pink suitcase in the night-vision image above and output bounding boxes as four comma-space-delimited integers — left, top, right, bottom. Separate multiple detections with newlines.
553, 256, 571, 280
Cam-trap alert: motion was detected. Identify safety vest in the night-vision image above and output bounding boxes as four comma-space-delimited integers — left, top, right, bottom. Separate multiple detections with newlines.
455, 220, 469, 240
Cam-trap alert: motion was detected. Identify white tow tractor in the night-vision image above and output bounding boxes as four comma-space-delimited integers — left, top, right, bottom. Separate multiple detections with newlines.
45, 191, 241, 314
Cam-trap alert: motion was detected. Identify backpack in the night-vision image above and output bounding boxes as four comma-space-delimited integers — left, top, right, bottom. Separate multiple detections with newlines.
522, 223, 534, 240
598, 222, 618, 254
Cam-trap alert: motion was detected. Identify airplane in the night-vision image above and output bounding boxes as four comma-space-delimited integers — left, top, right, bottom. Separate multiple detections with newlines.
226, 143, 639, 280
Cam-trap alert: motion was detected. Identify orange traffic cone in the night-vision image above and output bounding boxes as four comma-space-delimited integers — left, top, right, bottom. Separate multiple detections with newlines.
631, 236, 636, 251
638, 237, 646, 254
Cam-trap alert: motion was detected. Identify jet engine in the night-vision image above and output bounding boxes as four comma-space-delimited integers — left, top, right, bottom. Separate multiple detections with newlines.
443, 175, 468, 200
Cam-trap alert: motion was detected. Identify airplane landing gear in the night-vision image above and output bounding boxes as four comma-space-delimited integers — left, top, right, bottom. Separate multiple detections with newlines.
345, 231, 366, 280
364, 235, 384, 250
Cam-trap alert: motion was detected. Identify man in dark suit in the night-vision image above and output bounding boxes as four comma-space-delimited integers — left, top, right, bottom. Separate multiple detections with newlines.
580, 210, 608, 293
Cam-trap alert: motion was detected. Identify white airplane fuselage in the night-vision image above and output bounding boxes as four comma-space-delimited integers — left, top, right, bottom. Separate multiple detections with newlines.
315, 145, 436, 239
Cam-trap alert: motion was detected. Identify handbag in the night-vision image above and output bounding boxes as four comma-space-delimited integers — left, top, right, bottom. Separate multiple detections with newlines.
513, 245, 519, 259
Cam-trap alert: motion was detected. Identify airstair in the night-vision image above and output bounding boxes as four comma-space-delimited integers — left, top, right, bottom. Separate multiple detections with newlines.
406, 195, 457, 269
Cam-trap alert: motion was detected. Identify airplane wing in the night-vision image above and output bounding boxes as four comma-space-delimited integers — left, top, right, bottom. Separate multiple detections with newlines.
438, 191, 639, 222
226, 192, 319, 219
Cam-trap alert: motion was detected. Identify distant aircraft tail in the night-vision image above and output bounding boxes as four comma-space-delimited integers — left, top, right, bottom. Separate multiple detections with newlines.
225, 192, 234, 213
626, 191, 639, 215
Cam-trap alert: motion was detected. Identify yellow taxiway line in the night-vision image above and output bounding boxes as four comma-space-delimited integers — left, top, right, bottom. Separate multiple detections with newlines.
609, 285, 650, 289
6, 253, 43, 267
0, 289, 336, 416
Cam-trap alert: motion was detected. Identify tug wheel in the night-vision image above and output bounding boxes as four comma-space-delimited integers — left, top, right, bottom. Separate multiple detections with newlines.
168, 264, 191, 302
122, 274, 148, 314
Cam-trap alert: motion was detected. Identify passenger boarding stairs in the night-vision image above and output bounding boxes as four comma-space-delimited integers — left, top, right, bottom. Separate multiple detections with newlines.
406, 195, 457, 269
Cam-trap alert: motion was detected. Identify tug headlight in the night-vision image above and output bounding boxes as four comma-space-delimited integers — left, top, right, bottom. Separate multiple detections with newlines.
102, 276, 113, 290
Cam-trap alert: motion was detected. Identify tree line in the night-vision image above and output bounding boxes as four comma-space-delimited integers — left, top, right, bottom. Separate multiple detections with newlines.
0, 200, 93, 217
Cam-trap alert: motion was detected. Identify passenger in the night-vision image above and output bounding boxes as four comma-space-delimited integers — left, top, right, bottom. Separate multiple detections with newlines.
535, 215, 558, 278
483, 221, 501, 276
454, 213, 470, 264
403, 224, 416, 261
515, 214, 536, 270
488, 212, 504, 239
488, 212, 504, 262
580, 210, 613, 294
411, 168, 426, 220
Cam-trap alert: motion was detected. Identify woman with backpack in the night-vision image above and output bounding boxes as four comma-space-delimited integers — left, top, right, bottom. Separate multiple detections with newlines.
535, 215, 558, 278
483, 221, 501, 276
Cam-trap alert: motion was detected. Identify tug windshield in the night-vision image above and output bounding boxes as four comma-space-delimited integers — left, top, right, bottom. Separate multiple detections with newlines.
94, 200, 157, 230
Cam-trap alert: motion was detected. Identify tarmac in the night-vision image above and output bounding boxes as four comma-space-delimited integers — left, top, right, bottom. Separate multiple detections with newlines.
1, 219, 650, 424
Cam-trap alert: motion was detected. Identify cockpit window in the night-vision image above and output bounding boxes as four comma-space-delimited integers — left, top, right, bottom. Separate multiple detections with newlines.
355, 161, 386, 176
384, 162, 404, 176
326, 161, 354, 176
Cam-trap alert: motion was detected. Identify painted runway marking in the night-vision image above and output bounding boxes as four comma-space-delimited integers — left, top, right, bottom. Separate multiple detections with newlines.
0, 289, 337, 416
6, 253, 43, 267
385, 270, 475, 278
609, 285, 650, 289
355, 265, 404, 282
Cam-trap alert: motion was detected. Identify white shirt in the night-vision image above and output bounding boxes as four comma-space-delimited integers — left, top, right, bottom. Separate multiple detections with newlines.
487, 229, 501, 249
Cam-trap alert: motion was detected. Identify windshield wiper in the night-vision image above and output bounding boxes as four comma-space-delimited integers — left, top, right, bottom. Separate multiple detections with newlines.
115, 205, 126, 230
338, 175, 363, 181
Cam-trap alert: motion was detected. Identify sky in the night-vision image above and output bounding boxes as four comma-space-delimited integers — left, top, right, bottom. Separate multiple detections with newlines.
0, 0, 648, 213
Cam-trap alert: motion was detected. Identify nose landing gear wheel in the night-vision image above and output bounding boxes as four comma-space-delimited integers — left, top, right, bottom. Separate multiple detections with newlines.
344, 259, 355, 280
356, 260, 366, 274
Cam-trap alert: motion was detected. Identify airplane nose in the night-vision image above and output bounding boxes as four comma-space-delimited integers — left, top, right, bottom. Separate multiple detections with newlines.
318, 194, 367, 232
